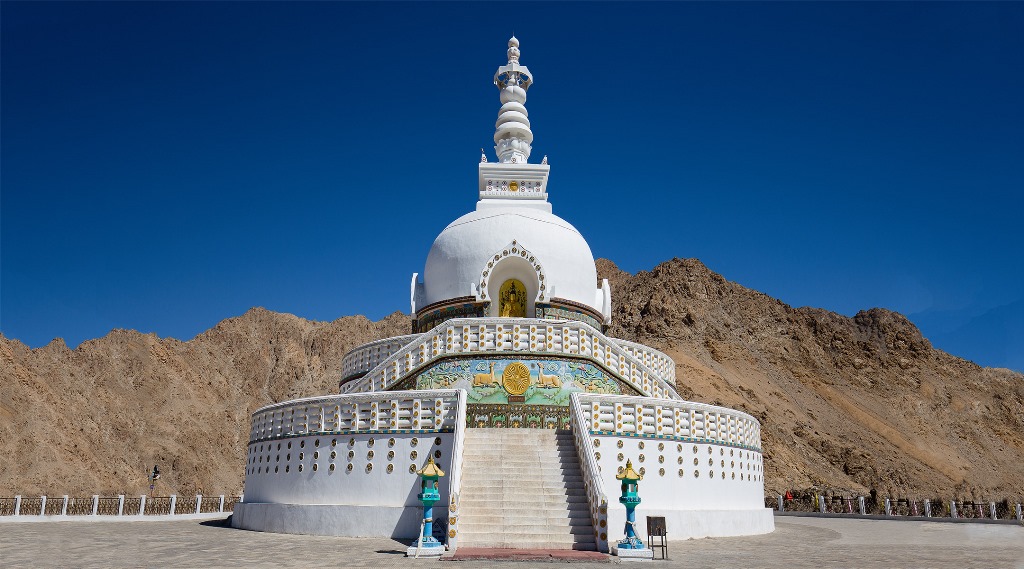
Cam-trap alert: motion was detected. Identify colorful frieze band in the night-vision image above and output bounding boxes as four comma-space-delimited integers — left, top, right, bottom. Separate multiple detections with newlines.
467, 403, 571, 429
407, 356, 641, 409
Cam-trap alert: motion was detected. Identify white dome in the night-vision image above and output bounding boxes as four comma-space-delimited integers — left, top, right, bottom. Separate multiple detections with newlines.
422, 206, 600, 314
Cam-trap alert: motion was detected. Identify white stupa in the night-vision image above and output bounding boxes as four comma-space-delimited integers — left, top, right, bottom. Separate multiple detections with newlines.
231, 37, 773, 552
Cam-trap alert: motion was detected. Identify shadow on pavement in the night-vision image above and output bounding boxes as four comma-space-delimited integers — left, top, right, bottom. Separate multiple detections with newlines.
198, 516, 233, 529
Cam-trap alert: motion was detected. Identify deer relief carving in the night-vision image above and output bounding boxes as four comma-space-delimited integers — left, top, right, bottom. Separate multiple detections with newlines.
532, 363, 562, 388
473, 362, 498, 387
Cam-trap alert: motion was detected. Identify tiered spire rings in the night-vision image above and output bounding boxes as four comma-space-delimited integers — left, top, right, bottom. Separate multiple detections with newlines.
493, 37, 534, 164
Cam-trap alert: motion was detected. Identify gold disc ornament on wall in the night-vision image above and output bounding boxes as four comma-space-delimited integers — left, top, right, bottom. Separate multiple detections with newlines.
502, 361, 532, 395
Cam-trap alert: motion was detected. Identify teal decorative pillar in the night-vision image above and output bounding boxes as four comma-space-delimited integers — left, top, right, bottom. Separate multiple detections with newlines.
612, 459, 653, 560
407, 456, 446, 557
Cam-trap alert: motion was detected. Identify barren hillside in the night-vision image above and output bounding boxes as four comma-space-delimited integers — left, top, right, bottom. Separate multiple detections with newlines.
599, 258, 1023, 500
1, 258, 1020, 502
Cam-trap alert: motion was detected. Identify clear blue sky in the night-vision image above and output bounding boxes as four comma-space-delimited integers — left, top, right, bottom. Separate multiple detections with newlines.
2, 2, 1022, 371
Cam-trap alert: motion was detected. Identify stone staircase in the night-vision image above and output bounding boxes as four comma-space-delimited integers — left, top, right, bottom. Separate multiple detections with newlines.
457, 429, 597, 550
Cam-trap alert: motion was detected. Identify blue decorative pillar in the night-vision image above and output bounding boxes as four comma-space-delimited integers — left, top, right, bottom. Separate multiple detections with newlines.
613, 459, 653, 560
407, 457, 446, 557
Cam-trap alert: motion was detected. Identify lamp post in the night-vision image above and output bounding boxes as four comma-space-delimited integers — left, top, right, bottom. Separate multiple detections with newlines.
613, 459, 653, 560
407, 456, 446, 558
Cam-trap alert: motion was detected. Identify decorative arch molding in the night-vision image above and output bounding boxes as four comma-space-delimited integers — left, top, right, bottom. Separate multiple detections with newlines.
476, 240, 547, 303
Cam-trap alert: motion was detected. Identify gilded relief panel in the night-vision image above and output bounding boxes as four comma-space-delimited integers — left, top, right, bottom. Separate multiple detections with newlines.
415, 357, 625, 406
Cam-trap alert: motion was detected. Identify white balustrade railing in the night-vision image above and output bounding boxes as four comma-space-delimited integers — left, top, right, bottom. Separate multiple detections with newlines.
444, 392, 469, 550
340, 334, 420, 383
569, 393, 610, 553
249, 390, 465, 444
339, 318, 681, 401
613, 339, 676, 386
575, 393, 762, 451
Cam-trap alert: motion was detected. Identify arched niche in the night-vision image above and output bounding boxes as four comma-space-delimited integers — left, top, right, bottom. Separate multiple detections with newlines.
478, 240, 545, 318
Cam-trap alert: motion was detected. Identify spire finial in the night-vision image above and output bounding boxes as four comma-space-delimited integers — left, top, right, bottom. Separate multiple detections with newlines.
507, 36, 520, 64
493, 37, 534, 164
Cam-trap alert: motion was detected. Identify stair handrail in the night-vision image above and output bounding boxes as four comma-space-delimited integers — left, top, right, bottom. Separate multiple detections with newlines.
445, 389, 468, 550
569, 391, 610, 553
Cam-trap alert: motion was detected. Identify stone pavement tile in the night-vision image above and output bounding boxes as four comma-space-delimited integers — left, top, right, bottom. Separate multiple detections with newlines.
0, 515, 1021, 569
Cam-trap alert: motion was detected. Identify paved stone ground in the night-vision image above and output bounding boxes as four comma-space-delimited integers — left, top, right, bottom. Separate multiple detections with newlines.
0, 515, 1021, 568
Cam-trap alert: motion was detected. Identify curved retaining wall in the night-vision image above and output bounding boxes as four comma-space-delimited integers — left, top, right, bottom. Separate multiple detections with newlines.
233, 390, 466, 539
571, 393, 773, 546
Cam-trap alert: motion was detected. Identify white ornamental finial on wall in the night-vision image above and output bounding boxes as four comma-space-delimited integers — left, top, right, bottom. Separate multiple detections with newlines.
493, 36, 534, 164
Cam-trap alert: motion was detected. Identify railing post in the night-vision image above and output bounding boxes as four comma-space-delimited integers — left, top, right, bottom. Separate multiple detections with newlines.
61, 495, 68, 516
117, 495, 124, 516
139, 495, 146, 516
884, 497, 891, 516
91, 495, 99, 516
777, 495, 784, 512
858, 496, 865, 515
989, 502, 997, 520
950, 500, 957, 518
219, 495, 225, 513
818, 495, 826, 514
195, 494, 202, 515
40, 495, 47, 516
169, 494, 177, 515
13, 495, 20, 516
924, 499, 931, 517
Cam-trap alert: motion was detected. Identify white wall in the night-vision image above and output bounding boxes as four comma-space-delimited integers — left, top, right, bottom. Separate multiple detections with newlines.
244, 432, 455, 508
590, 435, 773, 542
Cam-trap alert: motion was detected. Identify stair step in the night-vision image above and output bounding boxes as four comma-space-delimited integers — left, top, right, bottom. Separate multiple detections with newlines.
458, 534, 598, 547
463, 457, 579, 465
456, 515, 593, 523
457, 541, 598, 551
459, 509, 592, 518
461, 475, 583, 484
458, 532, 597, 542
458, 429, 596, 551
460, 486, 586, 495
459, 494, 590, 505
459, 516, 593, 527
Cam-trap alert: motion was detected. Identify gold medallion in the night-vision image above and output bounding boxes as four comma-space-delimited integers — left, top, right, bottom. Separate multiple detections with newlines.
509, 180, 519, 192
502, 361, 531, 395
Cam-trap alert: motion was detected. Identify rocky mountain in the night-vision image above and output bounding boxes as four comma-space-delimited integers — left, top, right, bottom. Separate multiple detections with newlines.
1, 258, 1021, 503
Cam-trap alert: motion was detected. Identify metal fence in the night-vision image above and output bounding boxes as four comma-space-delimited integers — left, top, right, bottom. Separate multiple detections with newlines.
144, 496, 173, 515
123, 496, 143, 515
198, 496, 222, 514
44, 498, 64, 516
0, 494, 242, 518
770, 493, 1024, 522
19, 497, 43, 516
0, 498, 16, 516
97, 497, 120, 516
66, 497, 92, 516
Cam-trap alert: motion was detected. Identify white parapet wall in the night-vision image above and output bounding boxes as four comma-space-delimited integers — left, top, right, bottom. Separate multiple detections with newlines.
233, 390, 467, 539
571, 393, 774, 544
